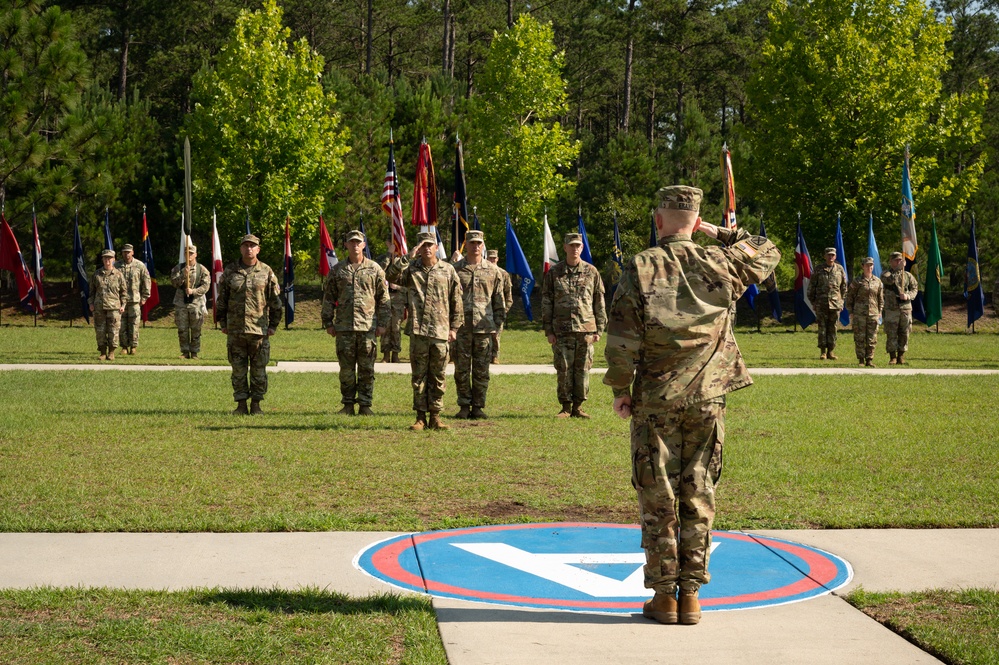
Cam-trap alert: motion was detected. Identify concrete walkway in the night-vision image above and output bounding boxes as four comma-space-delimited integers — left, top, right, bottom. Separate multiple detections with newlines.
2, 529, 997, 664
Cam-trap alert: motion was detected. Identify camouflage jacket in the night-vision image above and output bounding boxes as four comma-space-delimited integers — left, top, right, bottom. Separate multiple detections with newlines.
115, 258, 151, 304
497, 266, 514, 313
541, 260, 607, 336
216, 260, 283, 335
376, 253, 408, 294
881, 269, 918, 312
846, 275, 884, 317
386, 255, 463, 341
453, 258, 506, 334
807, 263, 848, 310
88, 267, 127, 311
603, 227, 781, 414
321, 257, 390, 332
169, 262, 211, 308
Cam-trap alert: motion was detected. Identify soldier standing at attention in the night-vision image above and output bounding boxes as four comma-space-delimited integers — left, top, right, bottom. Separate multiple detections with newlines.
846, 257, 885, 367
541, 232, 606, 418
376, 251, 408, 363
386, 231, 463, 431
452, 231, 506, 419
807, 247, 848, 360
115, 244, 151, 355
604, 185, 779, 626
322, 230, 390, 416
487, 248, 513, 364
89, 249, 127, 361
216, 234, 283, 415
882, 251, 919, 365
170, 245, 211, 359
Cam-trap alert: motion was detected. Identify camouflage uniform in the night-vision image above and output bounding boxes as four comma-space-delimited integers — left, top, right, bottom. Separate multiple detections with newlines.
386, 251, 463, 415
604, 191, 780, 597
807, 261, 848, 353
321, 256, 390, 408
453, 256, 506, 410
846, 273, 884, 364
115, 255, 151, 351
170, 258, 211, 358
89, 263, 127, 355
542, 258, 606, 409
882, 266, 918, 359
216, 258, 283, 403
491, 262, 514, 362
376, 252, 408, 358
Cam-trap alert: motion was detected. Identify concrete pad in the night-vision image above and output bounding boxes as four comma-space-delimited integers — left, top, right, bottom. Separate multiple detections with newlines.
752, 529, 999, 593
0, 532, 407, 595
433, 593, 941, 665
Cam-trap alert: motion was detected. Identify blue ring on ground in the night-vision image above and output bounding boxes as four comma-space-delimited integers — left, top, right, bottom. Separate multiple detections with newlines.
354, 522, 852, 614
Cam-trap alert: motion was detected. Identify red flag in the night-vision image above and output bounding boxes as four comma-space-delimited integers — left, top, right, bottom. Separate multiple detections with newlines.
0, 214, 37, 312
381, 141, 408, 255
31, 210, 46, 312
210, 210, 224, 323
318, 215, 338, 277
140, 210, 159, 321
411, 142, 438, 227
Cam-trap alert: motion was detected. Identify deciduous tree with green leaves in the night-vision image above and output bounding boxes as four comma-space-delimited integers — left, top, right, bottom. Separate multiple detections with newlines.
745, 0, 987, 260
466, 14, 579, 256
186, 0, 349, 262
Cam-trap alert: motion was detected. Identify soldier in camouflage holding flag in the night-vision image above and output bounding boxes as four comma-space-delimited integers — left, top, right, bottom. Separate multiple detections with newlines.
881, 251, 918, 365
604, 185, 779, 626
170, 245, 211, 359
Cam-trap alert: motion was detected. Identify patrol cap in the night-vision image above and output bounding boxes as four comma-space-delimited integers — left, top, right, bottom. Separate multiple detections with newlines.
240, 234, 260, 246
862, 256, 875, 266
346, 230, 365, 242
564, 233, 584, 245
465, 230, 484, 243
487, 249, 499, 259
416, 231, 437, 247
824, 247, 837, 255
890, 251, 904, 261
101, 249, 115, 258
122, 243, 134, 252
657, 185, 702, 212
186, 244, 197, 254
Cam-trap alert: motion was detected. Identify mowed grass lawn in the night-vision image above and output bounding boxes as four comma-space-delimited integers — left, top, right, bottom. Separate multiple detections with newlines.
1, 371, 997, 532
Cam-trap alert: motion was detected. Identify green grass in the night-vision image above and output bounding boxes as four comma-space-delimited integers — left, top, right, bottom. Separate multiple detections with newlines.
848, 588, 999, 665
1, 371, 997, 532
0, 587, 445, 664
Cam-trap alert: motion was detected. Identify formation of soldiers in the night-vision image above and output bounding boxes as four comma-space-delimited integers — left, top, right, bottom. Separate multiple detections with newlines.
88, 244, 151, 360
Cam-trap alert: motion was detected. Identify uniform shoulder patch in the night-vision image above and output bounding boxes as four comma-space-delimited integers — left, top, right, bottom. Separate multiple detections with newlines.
732, 240, 758, 259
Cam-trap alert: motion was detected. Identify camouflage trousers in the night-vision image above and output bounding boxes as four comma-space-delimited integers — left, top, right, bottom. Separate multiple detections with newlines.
552, 332, 595, 405
410, 334, 449, 413
175, 304, 205, 355
380, 289, 407, 354
336, 330, 378, 406
120, 303, 142, 349
94, 309, 121, 353
816, 309, 840, 350
227, 333, 270, 401
883, 309, 912, 356
454, 325, 493, 408
491, 323, 504, 361
852, 314, 879, 361
631, 397, 725, 595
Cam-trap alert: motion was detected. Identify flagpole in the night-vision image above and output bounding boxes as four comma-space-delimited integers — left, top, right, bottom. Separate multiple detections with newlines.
32, 205, 37, 328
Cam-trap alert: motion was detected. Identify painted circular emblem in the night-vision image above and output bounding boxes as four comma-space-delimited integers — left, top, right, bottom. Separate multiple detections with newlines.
355, 522, 852, 614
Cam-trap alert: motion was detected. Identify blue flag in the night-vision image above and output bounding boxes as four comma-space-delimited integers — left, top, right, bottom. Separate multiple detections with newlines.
472, 210, 481, 231
867, 214, 882, 279
505, 214, 535, 321
103, 209, 114, 251
966, 217, 984, 328
72, 213, 90, 323
759, 219, 782, 322
739, 218, 760, 312
577, 209, 593, 264
649, 212, 658, 248
611, 212, 624, 295
834, 213, 849, 326
359, 216, 372, 260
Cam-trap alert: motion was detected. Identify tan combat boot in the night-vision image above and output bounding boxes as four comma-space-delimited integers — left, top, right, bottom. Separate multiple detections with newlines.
428, 412, 449, 430
382, 351, 391, 363
454, 406, 470, 420
107, 350, 115, 361
190, 353, 198, 360
391, 351, 400, 363
819, 349, 827, 360
679, 591, 701, 625
865, 358, 876, 368
232, 400, 249, 416
410, 411, 427, 431
827, 350, 838, 360
250, 400, 263, 415
357, 406, 374, 416
99, 349, 107, 361
643, 590, 678, 625
129, 347, 137, 355
897, 352, 905, 365
888, 354, 897, 365
556, 403, 572, 418
571, 404, 591, 419
337, 404, 355, 416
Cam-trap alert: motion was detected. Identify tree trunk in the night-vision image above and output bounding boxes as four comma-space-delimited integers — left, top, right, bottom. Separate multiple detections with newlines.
508, 0, 514, 27
621, 0, 637, 132
647, 84, 656, 146
366, 0, 373, 74
448, 19, 456, 77
442, 0, 451, 75
387, 29, 394, 84
118, 19, 130, 99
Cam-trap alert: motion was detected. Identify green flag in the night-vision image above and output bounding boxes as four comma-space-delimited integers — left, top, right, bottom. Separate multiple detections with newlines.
924, 219, 943, 326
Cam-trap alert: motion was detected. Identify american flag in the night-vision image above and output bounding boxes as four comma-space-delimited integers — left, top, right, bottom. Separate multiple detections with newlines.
721, 144, 737, 229
382, 141, 408, 255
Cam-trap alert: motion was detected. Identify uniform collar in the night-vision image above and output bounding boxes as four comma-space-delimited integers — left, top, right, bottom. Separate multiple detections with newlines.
659, 234, 692, 243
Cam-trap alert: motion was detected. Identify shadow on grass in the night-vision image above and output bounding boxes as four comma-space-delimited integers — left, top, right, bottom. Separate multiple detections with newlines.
198, 422, 402, 432
193, 588, 431, 615
435, 605, 639, 625
55, 408, 224, 416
